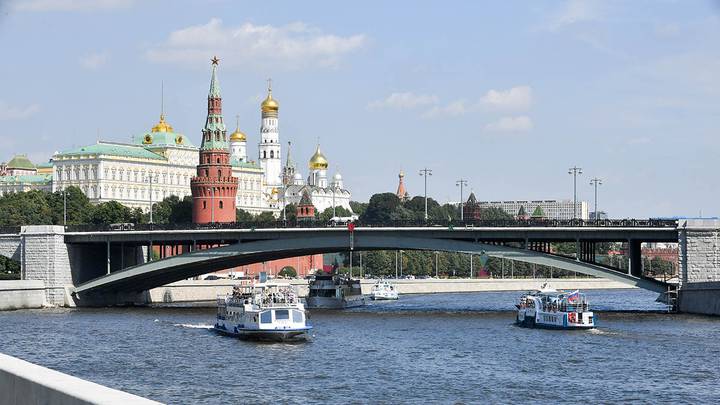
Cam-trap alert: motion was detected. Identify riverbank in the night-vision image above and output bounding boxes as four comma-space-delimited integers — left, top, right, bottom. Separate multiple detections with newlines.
147, 277, 633, 305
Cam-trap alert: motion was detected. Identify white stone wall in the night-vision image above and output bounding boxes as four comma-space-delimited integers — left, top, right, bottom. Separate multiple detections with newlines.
678, 220, 720, 287
20, 226, 72, 306
0, 235, 21, 261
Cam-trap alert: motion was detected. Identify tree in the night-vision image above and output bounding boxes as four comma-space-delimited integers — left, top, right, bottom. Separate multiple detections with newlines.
350, 201, 367, 217
479, 207, 513, 221
169, 196, 193, 224
283, 203, 297, 223
254, 211, 276, 224
89, 201, 133, 224
360, 193, 402, 224
48, 186, 92, 225
236, 208, 253, 223
0, 190, 54, 226
318, 206, 353, 223
278, 266, 297, 278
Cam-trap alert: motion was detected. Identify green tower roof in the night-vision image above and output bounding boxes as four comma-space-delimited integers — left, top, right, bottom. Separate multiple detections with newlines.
6, 155, 35, 170
531, 205, 545, 218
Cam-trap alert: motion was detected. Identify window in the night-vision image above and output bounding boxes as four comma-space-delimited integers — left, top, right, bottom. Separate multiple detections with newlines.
274, 310, 289, 321
218, 169, 222, 178
263, 151, 267, 159
216, 158, 220, 164
219, 201, 224, 209
203, 201, 207, 209
270, 151, 274, 159
260, 311, 272, 324
292, 310, 303, 323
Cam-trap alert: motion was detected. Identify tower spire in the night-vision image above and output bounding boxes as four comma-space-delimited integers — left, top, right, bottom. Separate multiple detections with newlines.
209, 56, 221, 98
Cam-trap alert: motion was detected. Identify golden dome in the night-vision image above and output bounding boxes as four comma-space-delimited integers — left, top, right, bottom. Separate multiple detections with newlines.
151, 114, 174, 133
271, 187, 279, 195
229, 128, 246, 142
309, 145, 328, 170
261, 93, 279, 113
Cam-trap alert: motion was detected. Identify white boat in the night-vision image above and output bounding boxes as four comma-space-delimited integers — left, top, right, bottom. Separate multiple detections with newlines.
370, 279, 399, 300
306, 273, 366, 309
213, 281, 312, 342
516, 284, 595, 330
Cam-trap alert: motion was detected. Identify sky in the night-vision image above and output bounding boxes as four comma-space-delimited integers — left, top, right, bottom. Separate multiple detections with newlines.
0, 0, 719, 218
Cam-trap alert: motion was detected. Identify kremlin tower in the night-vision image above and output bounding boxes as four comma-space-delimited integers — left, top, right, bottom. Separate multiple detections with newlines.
190, 57, 239, 223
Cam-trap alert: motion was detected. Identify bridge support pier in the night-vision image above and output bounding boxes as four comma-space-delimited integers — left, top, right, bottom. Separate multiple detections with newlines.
628, 240, 642, 277
678, 219, 720, 315
20, 226, 73, 306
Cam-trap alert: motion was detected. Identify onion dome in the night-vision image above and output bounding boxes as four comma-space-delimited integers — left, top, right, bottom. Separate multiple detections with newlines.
333, 172, 342, 181
309, 145, 329, 170
151, 114, 174, 133
293, 172, 303, 181
229, 128, 246, 142
261, 92, 279, 113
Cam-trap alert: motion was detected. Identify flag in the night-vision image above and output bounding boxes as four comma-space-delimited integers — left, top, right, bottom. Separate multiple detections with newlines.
567, 290, 580, 303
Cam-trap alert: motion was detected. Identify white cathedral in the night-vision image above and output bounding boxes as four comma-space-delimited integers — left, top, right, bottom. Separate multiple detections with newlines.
26, 81, 353, 217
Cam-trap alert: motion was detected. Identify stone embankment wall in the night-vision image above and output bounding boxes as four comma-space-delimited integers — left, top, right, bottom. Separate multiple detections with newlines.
20, 226, 73, 306
0, 281, 46, 310
0, 234, 21, 261
147, 277, 633, 304
678, 219, 720, 315
0, 352, 162, 405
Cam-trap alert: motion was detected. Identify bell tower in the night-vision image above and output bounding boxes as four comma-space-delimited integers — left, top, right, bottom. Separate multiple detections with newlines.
259, 79, 282, 191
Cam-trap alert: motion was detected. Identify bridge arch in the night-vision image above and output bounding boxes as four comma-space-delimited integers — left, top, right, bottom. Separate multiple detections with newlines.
74, 232, 667, 297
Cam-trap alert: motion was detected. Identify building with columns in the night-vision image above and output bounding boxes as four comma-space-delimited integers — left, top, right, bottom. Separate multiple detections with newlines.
191, 57, 238, 223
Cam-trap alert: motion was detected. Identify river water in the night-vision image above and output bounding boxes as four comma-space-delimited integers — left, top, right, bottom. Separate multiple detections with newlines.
1, 289, 719, 404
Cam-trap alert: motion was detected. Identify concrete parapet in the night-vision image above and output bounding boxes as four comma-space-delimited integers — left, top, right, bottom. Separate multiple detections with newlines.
0, 234, 21, 261
0, 280, 46, 310
0, 352, 163, 405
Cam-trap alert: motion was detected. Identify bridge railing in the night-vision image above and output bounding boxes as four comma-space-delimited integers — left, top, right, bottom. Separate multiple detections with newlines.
62, 218, 678, 233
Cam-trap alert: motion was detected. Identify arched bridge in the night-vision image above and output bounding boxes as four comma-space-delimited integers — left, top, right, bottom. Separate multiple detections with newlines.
71, 225, 678, 298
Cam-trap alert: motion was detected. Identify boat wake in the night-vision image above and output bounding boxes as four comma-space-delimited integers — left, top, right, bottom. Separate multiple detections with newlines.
172, 323, 214, 329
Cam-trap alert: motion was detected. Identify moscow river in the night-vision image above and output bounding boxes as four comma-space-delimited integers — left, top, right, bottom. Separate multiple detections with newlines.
1, 289, 719, 404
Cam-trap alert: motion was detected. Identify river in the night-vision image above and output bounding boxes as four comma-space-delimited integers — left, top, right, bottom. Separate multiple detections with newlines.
1, 289, 719, 404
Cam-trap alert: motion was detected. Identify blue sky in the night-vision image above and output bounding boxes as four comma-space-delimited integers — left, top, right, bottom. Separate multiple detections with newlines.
1, 0, 719, 217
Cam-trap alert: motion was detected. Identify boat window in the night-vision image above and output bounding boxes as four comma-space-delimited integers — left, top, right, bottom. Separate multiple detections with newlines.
275, 310, 290, 321
292, 310, 303, 323
260, 311, 272, 324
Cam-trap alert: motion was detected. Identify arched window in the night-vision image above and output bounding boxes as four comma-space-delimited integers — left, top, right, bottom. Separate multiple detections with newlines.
219, 201, 224, 209
270, 150, 274, 159
263, 151, 267, 159
205, 169, 209, 177
218, 169, 222, 178
203, 201, 207, 209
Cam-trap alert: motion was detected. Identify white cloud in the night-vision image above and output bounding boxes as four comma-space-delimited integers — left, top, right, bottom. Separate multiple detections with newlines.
422, 100, 468, 119
146, 19, 366, 70
485, 116, 533, 132
0, 101, 40, 121
546, 0, 603, 31
368, 92, 438, 110
480, 86, 532, 110
79, 51, 109, 70
14, 0, 134, 12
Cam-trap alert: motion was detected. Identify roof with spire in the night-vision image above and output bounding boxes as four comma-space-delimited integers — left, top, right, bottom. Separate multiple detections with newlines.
201, 57, 229, 151
531, 205, 545, 218
466, 192, 478, 204
396, 171, 407, 200
517, 205, 527, 217
298, 189, 313, 206
208, 56, 221, 98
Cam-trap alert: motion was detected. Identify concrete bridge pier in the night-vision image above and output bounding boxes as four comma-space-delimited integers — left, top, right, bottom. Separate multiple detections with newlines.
678, 219, 720, 315
20, 226, 73, 306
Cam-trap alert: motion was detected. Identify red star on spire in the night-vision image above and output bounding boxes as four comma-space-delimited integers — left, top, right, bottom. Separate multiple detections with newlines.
211, 56, 220, 65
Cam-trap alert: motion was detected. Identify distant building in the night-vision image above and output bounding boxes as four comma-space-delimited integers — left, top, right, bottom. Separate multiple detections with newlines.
590, 211, 608, 220
462, 192, 482, 220
477, 199, 589, 220
0, 155, 52, 196
296, 190, 316, 222
396, 171, 409, 201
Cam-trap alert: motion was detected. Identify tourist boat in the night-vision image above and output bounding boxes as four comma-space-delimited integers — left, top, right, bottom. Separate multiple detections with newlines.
516, 284, 595, 329
305, 273, 366, 309
370, 279, 399, 300
213, 281, 312, 342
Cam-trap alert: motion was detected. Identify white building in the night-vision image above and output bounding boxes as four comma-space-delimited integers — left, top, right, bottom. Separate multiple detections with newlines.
258, 82, 282, 194
282, 144, 352, 214
477, 199, 589, 220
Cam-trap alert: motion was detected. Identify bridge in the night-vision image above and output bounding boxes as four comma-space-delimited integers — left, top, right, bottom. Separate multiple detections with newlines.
0, 219, 717, 314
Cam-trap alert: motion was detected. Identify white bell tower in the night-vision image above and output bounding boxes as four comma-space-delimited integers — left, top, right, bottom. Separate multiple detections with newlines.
258, 79, 282, 190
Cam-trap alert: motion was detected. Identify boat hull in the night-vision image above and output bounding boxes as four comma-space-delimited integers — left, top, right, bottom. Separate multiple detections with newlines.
516, 310, 595, 330
213, 325, 312, 342
371, 294, 399, 300
306, 295, 366, 309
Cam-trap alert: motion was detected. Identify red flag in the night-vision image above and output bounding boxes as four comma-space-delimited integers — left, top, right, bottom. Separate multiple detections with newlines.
348, 222, 355, 232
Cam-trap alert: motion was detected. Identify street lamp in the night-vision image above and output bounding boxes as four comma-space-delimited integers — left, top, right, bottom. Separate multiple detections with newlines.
456, 179, 468, 221
568, 166, 583, 219
145, 175, 157, 224
590, 178, 603, 220
419, 168, 433, 221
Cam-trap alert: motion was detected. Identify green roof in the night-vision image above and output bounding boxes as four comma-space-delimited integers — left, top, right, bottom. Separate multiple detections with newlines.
0, 174, 52, 184
6, 155, 35, 170
36, 161, 52, 169
133, 131, 196, 149
231, 157, 261, 170
57, 142, 166, 161
531, 205, 545, 218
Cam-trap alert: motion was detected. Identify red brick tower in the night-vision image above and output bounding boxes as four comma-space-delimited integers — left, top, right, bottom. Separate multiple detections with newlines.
191, 57, 239, 223
296, 190, 316, 222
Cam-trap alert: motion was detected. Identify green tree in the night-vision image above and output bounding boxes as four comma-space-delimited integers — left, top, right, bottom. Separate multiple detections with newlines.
318, 206, 353, 222
350, 201, 367, 217
479, 207, 513, 221
283, 203, 297, 223
89, 201, 133, 224
0, 190, 54, 226
254, 211, 276, 224
360, 193, 402, 224
48, 186, 92, 225
236, 208, 253, 223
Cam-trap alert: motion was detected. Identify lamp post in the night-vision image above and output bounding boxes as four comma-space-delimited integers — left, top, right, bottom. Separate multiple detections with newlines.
589, 177, 603, 220
332, 186, 336, 219
568, 166, 583, 219
211, 186, 215, 223
456, 179, 468, 221
419, 168, 433, 221
145, 175, 157, 224
62, 188, 67, 226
